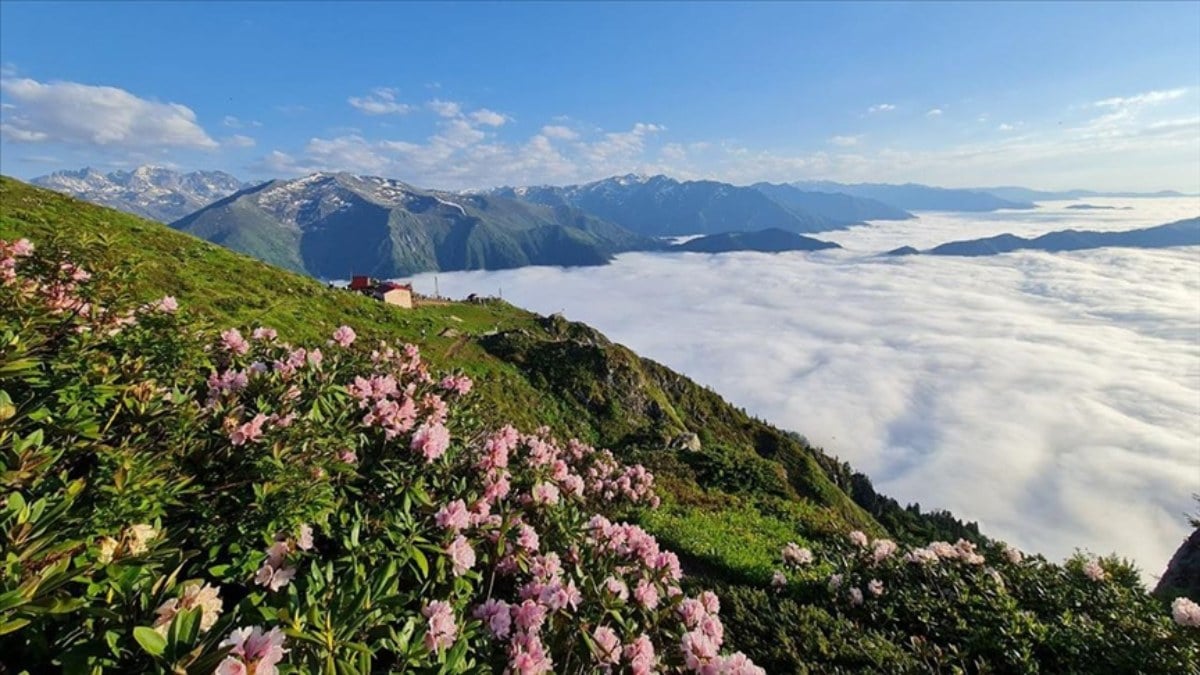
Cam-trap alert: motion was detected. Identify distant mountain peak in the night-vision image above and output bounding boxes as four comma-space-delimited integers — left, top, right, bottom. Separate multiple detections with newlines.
30, 164, 247, 223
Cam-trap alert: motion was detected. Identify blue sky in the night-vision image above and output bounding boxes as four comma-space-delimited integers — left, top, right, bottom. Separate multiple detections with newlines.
1, 1, 1198, 190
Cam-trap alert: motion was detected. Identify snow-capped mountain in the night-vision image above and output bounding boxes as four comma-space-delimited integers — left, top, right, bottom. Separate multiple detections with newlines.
31, 166, 247, 222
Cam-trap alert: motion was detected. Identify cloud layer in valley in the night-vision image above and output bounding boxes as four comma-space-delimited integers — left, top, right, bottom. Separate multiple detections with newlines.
403, 198, 1200, 581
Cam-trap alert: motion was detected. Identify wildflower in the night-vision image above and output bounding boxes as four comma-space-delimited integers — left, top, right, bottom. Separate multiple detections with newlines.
603, 576, 629, 602
633, 578, 660, 609
216, 625, 287, 675
1003, 545, 1024, 565
1172, 597, 1200, 628
828, 573, 843, 591
296, 524, 314, 551
151, 295, 178, 313
10, 239, 33, 256
509, 632, 553, 674
473, 599, 512, 638
338, 449, 358, 464
591, 625, 621, 665
1083, 559, 1107, 582
330, 325, 356, 347
254, 563, 296, 592
699, 590, 720, 615
422, 601, 457, 653
446, 535, 476, 576
435, 499, 471, 533
848, 530, 869, 548
252, 327, 277, 341
229, 414, 268, 446
928, 541, 958, 559
771, 571, 787, 591
127, 524, 158, 555
96, 536, 119, 563
904, 547, 938, 565
153, 583, 223, 635
512, 599, 546, 633
681, 629, 720, 670
867, 579, 885, 597
623, 635, 656, 675
411, 422, 450, 462
517, 523, 541, 552
220, 328, 250, 356
715, 652, 766, 675
848, 587, 864, 606
530, 482, 560, 506
871, 538, 898, 564
782, 542, 813, 566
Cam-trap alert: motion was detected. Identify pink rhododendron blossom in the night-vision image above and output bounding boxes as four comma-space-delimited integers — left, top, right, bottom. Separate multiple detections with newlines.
1172, 597, 1200, 627
848, 530, 869, 548
681, 630, 721, 670
229, 414, 268, 446
217, 625, 287, 675
440, 374, 473, 395
868, 579, 885, 596
473, 599, 513, 638
516, 523, 540, 552
1003, 545, 1024, 564
603, 576, 629, 602
251, 327, 277, 341
153, 583, 222, 635
254, 564, 296, 592
422, 601, 457, 652
1083, 559, 1107, 582
530, 481, 560, 506
435, 499, 471, 533
771, 571, 787, 590
338, 449, 358, 464
513, 599, 547, 633
624, 635, 656, 675
782, 542, 813, 566
508, 632, 553, 674
699, 590, 720, 615
296, 524, 313, 551
848, 587, 864, 606
151, 295, 178, 313
446, 535, 476, 576
928, 541, 958, 559
905, 547, 939, 565
633, 578, 660, 609
871, 539, 898, 564
331, 325, 356, 347
411, 422, 450, 462
591, 625, 621, 665
828, 573, 843, 591
220, 328, 250, 355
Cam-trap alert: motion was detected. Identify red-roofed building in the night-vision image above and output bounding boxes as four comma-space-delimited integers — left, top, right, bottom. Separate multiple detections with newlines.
349, 275, 374, 291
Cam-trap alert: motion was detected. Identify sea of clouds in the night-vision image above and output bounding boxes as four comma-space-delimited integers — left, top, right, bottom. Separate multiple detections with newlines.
409, 198, 1200, 581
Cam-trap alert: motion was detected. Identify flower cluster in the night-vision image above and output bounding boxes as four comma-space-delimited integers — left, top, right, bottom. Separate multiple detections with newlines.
1172, 597, 1200, 628
215, 626, 287, 675
253, 525, 313, 592
95, 523, 159, 563
153, 583, 223, 635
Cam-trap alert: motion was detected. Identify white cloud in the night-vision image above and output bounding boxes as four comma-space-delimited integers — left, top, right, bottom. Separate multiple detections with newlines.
1093, 88, 1188, 109
868, 103, 896, 114
470, 108, 508, 127
540, 125, 579, 140
829, 134, 863, 147
429, 99, 462, 118
0, 77, 217, 149
223, 115, 262, 129
926, 108, 944, 117
998, 123, 1015, 132
348, 87, 412, 115
223, 134, 256, 148
409, 198, 1200, 582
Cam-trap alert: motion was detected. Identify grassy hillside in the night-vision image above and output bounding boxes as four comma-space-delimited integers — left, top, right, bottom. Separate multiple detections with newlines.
6, 175, 1193, 672
0, 175, 878, 577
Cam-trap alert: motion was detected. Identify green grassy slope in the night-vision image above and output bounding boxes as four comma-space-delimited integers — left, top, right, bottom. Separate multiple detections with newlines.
0, 175, 883, 582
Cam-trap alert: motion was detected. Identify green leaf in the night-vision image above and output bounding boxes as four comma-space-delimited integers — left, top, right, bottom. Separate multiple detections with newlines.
410, 547, 429, 578
133, 626, 167, 657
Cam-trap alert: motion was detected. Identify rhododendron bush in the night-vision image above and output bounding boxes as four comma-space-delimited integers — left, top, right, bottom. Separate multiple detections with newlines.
0, 239, 762, 673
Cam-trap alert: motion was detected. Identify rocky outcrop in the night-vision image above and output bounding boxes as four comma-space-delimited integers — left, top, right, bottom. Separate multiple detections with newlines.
1155, 527, 1200, 601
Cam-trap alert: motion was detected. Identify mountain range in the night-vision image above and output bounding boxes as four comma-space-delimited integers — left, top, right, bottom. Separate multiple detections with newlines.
669, 227, 840, 253
171, 172, 651, 277
888, 217, 1200, 257
794, 180, 1037, 211
30, 166, 245, 222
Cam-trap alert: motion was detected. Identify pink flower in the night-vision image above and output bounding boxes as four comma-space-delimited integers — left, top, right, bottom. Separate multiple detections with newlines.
251, 327, 277, 341
782, 542, 813, 566
678, 597, 706, 628
827, 573, 843, 591
422, 601, 457, 653
591, 625, 621, 665
603, 576, 629, 602
338, 449, 358, 464
681, 629, 720, 670
151, 296, 178, 313
516, 523, 540, 552
296, 525, 314, 551
848, 530, 869, 548
446, 535, 476, 576
473, 599, 512, 638
633, 578, 659, 610
530, 482, 560, 506
699, 590, 720, 615
220, 328, 250, 356
331, 325, 356, 348
512, 599, 546, 633
217, 625, 287, 675
440, 374, 473, 396
714, 652, 766, 675
10, 239, 34, 257
435, 500, 471, 533
508, 632, 553, 674
253, 564, 296, 592
411, 422, 450, 462
904, 547, 938, 565
623, 635, 656, 675
229, 414, 268, 446
771, 571, 787, 591
1083, 559, 1107, 582
871, 539, 898, 564
848, 587, 864, 606
1003, 545, 1024, 565
867, 579, 885, 596
1172, 597, 1200, 628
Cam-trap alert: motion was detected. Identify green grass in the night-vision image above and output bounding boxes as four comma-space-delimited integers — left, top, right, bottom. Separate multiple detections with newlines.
0, 174, 882, 584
